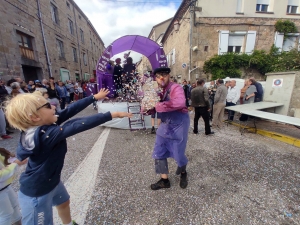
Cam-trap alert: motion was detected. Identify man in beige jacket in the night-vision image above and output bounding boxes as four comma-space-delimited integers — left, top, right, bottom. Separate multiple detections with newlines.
212, 79, 228, 128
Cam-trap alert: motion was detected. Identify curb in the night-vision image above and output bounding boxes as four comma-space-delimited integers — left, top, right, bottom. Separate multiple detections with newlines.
229, 121, 300, 148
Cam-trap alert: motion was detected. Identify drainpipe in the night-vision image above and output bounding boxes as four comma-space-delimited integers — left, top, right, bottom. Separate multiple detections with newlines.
72, 1, 83, 80
36, 0, 53, 77
188, 0, 195, 81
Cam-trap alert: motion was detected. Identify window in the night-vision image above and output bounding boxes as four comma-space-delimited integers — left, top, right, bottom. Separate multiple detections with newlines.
17, 32, 33, 49
50, 3, 59, 24
283, 36, 297, 51
68, 19, 74, 35
66, 1, 70, 8
287, 5, 298, 13
219, 31, 257, 55
83, 53, 87, 65
274, 32, 299, 52
56, 39, 64, 58
287, 0, 299, 13
204, 46, 209, 52
17, 32, 34, 60
80, 29, 84, 43
256, 0, 270, 12
72, 47, 77, 62
256, 4, 268, 12
228, 35, 244, 53
78, 14, 81, 20
90, 39, 93, 50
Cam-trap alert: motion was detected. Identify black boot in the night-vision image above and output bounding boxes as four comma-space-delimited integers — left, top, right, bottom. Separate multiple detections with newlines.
151, 126, 156, 134
150, 178, 170, 190
180, 172, 188, 189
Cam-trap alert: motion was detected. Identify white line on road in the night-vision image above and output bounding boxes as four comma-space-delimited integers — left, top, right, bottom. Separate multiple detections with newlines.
54, 128, 111, 225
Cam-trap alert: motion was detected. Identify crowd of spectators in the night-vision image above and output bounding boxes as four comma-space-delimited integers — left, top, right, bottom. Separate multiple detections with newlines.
0, 76, 96, 140
169, 77, 264, 134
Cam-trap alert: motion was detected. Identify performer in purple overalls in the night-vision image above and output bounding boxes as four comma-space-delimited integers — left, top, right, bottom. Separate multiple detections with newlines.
150, 67, 189, 190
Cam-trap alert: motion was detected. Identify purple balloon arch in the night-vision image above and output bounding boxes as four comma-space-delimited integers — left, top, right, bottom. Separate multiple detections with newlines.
95, 35, 168, 97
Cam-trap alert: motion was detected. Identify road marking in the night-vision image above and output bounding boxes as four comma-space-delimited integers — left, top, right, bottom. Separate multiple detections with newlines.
54, 128, 111, 224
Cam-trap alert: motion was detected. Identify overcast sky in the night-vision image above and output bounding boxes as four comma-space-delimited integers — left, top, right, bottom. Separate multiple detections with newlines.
73, 0, 180, 62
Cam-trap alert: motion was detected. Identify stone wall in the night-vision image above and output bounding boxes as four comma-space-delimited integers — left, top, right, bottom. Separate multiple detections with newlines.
0, 0, 104, 82
162, 16, 300, 82
289, 72, 300, 117
162, 13, 190, 83
138, 19, 172, 74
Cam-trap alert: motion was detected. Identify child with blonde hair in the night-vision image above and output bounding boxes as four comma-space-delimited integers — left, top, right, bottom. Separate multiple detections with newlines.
5, 88, 132, 225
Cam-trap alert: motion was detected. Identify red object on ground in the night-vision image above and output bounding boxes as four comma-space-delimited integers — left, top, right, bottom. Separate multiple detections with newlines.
1, 135, 12, 139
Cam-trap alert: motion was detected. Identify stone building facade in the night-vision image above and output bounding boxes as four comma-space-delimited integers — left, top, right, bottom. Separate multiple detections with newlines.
0, 0, 105, 82
136, 18, 172, 74
161, 0, 300, 83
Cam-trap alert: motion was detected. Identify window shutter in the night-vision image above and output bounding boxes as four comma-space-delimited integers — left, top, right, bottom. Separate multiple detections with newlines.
236, 0, 243, 12
288, 0, 298, 6
218, 30, 229, 55
172, 49, 175, 65
245, 31, 257, 54
228, 36, 244, 46
274, 32, 284, 52
257, 0, 269, 4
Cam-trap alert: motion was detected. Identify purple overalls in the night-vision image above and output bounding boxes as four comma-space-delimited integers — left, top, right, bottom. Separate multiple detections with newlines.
152, 82, 189, 173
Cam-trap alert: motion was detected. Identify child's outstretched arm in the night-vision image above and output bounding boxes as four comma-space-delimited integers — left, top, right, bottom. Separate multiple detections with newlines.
0, 158, 27, 183
43, 111, 132, 146
56, 88, 110, 125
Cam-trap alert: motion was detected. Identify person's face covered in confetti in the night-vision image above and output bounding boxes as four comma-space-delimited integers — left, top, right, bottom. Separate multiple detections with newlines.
155, 72, 170, 88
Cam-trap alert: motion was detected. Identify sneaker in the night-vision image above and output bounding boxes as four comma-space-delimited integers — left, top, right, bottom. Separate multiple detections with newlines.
1, 135, 12, 139
151, 127, 156, 134
205, 131, 215, 135
150, 178, 170, 190
180, 172, 188, 189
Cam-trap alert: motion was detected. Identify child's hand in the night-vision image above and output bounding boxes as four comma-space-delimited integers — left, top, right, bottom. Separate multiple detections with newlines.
94, 88, 110, 100
111, 112, 133, 118
15, 158, 28, 166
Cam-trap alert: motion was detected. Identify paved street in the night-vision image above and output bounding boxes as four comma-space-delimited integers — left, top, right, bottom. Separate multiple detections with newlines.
2, 106, 300, 225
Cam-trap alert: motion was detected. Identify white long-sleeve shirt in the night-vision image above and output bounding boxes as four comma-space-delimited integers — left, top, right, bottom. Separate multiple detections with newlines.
226, 86, 240, 104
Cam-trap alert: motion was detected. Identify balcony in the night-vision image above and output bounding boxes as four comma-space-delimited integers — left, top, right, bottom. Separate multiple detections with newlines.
19, 46, 34, 60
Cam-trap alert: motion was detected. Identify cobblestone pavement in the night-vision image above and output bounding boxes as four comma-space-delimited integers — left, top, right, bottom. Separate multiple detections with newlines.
2, 107, 300, 224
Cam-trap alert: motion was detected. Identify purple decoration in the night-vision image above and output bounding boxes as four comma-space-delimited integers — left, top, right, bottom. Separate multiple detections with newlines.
85, 83, 98, 97
102, 73, 116, 97
95, 35, 168, 97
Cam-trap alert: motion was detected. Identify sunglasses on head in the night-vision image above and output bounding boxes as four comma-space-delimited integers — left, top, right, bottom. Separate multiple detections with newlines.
37, 102, 51, 110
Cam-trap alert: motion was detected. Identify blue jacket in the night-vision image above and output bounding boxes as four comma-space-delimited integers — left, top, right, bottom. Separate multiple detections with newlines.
17, 96, 112, 197
56, 85, 68, 99
254, 82, 263, 100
